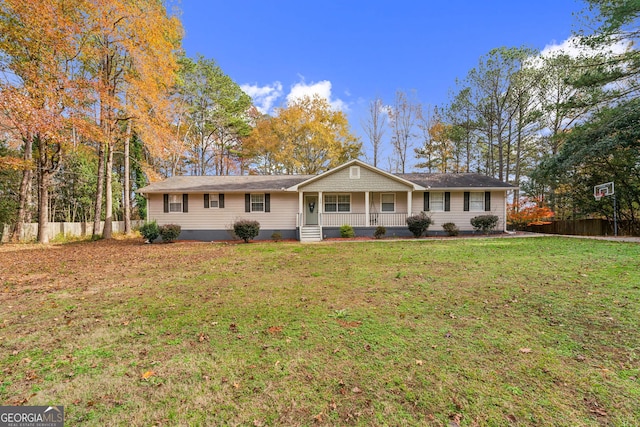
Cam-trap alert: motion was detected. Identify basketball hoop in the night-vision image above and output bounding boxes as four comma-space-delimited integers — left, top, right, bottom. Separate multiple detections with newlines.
593, 181, 618, 237
594, 182, 613, 201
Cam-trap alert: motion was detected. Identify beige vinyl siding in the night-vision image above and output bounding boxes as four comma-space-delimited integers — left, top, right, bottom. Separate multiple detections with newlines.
148, 192, 299, 230
411, 191, 507, 231
301, 166, 412, 192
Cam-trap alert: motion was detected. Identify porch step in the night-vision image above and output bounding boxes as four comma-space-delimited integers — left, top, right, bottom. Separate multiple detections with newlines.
300, 226, 322, 242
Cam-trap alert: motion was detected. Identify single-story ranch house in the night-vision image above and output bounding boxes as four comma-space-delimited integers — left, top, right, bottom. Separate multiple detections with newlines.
137, 159, 516, 242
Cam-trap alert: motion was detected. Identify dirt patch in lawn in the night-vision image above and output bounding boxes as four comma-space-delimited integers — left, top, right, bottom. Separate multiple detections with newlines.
0, 239, 227, 301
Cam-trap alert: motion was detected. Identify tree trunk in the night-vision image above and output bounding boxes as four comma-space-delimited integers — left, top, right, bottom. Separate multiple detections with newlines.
11, 134, 34, 242
36, 164, 49, 244
103, 141, 114, 239
123, 120, 132, 234
92, 141, 106, 238
35, 136, 61, 244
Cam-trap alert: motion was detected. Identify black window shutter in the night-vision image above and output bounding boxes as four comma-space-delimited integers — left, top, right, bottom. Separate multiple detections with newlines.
245, 194, 250, 212
423, 192, 430, 211
485, 191, 491, 211
445, 192, 451, 211
219, 194, 225, 208
265, 193, 270, 212
464, 192, 470, 212
163, 194, 169, 213
204, 194, 209, 209
182, 194, 188, 213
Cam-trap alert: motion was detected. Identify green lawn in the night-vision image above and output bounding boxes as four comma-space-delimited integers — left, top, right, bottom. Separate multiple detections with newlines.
1, 237, 639, 426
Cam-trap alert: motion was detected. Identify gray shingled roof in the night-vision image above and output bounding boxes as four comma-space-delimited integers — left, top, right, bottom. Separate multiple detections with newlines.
137, 172, 516, 194
398, 173, 516, 189
137, 175, 314, 194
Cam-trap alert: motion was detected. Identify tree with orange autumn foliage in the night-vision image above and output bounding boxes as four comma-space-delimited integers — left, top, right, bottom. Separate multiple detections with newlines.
507, 196, 555, 229
244, 95, 361, 174
1, 0, 182, 242
79, 0, 182, 239
0, 0, 96, 243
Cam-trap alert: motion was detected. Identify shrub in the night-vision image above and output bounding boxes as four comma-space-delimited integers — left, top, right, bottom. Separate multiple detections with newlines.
470, 215, 499, 234
139, 221, 160, 243
442, 222, 459, 236
160, 224, 181, 242
373, 225, 386, 239
233, 220, 260, 243
406, 212, 432, 238
271, 231, 282, 242
340, 224, 355, 238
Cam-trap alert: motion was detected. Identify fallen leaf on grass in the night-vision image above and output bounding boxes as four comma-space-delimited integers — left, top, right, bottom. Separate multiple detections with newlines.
519, 348, 532, 354
198, 333, 209, 342
141, 370, 155, 379
351, 386, 362, 393
590, 408, 608, 417
415, 360, 424, 366
267, 326, 282, 334
449, 412, 462, 427
337, 319, 362, 328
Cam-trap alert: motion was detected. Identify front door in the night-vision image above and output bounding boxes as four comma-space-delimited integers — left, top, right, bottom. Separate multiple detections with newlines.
305, 195, 318, 225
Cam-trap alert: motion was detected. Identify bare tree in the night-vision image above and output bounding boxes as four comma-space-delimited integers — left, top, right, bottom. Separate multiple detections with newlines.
389, 90, 420, 173
361, 97, 387, 168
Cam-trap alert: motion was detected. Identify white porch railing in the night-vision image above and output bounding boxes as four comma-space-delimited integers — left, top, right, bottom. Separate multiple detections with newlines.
368, 213, 409, 227
298, 212, 408, 228
321, 213, 367, 227
298, 212, 409, 228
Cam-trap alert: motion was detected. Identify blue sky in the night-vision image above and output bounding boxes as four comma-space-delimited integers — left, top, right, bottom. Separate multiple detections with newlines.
178, 0, 587, 166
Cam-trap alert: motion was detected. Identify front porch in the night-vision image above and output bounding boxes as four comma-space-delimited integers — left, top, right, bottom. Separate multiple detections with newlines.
296, 190, 414, 241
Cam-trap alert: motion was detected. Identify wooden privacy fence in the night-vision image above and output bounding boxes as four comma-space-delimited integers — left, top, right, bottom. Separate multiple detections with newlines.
525, 219, 639, 237
1, 220, 144, 243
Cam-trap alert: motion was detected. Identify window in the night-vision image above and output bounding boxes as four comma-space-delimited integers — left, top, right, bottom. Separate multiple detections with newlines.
470, 192, 484, 211
325, 194, 351, 212
209, 193, 219, 208
205, 193, 224, 209
251, 194, 264, 212
168, 194, 182, 212
350, 166, 360, 179
381, 193, 395, 212
430, 192, 444, 211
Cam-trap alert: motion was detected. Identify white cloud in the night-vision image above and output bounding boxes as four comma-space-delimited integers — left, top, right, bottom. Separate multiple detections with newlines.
240, 82, 283, 114
286, 79, 349, 112
540, 35, 630, 59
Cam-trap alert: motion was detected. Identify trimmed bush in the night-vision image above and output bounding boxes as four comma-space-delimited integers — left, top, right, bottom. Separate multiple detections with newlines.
373, 225, 386, 239
442, 222, 459, 236
340, 224, 355, 238
470, 215, 499, 234
160, 224, 181, 242
271, 231, 282, 242
234, 220, 260, 243
139, 221, 160, 243
406, 212, 432, 238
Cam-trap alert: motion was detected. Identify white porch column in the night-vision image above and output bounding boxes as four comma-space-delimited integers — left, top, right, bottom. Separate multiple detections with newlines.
407, 191, 413, 215
298, 191, 304, 227
365, 191, 370, 227
318, 191, 323, 227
